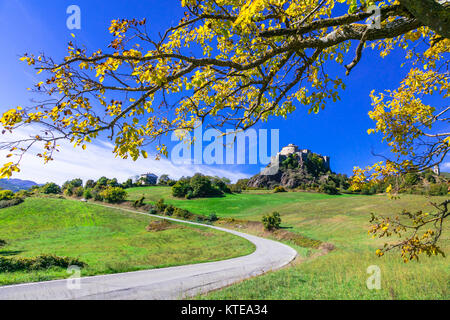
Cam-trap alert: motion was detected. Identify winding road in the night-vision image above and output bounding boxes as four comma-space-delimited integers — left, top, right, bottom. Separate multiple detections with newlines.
0, 204, 297, 300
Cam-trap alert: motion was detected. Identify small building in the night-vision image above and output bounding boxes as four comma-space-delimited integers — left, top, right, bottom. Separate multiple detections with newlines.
137, 173, 158, 185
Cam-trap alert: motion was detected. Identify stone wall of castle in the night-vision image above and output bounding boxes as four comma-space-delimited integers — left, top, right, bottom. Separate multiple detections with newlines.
272, 144, 330, 171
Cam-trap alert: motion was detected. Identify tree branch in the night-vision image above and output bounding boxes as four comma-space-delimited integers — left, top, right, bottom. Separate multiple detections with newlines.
399, 0, 450, 38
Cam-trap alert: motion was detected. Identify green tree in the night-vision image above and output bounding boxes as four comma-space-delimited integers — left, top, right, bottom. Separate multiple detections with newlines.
85, 179, 96, 189
262, 212, 282, 231
83, 188, 93, 200
62, 179, 83, 191
158, 174, 170, 185
96, 177, 108, 188
404, 172, 419, 186
107, 178, 119, 187
100, 187, 127, 203
190, 174, 222, 198
41, 183, 61, 195
123, 178, 134, 189
172, 179, 192, 198
305, 154, 325, 176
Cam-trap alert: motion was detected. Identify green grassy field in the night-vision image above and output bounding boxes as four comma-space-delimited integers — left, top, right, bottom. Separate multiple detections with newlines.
0, 197, 254, 286
128, 186, 449, 299
127, 186, 341, 218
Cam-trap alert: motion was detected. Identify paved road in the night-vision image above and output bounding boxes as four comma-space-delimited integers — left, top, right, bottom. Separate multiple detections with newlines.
0, 204, 297, 300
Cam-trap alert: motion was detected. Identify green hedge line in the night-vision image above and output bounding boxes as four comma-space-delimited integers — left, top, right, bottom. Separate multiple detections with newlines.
0, 198, 23, 209
0, 254, 86, 272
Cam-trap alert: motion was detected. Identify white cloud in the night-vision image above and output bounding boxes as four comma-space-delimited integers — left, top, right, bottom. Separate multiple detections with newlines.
441, 162, 450, 170
0, 127, 250, 185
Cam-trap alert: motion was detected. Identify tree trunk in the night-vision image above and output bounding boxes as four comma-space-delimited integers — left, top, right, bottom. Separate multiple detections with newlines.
399, 0, 450, 38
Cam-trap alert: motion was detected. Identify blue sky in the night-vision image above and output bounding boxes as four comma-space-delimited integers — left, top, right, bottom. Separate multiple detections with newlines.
0, 0, 448, 184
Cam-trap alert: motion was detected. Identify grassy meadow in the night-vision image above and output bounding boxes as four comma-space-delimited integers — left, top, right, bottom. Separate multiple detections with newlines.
0, 197, 254, 286
127, 186, 340, 218
129, 186, 448, 299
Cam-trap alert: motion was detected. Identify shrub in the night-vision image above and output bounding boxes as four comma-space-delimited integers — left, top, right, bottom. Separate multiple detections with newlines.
0, 190, 15, 200
100, 187, 127, 203
73, 187, 84, 197
83, 188, 93, 200
146, 220, 172, 232
360, 184, 376, 195
235, 178, 249, 191
428, 183, 448, 196
281, 154, 299, 169
185, 190, 194, 199
262, 211, 282, 231
43, 182, 62, 195
133, 196, 145, 208
208, 212, 219, 223
230, 184, 242, 193
319, 182, 339, 195
92, 189, 103, 201
155, 198, 167, 214
0, 254, 86, 272
30, 185, 41, 193
14, 190, 31, 198
0, 198, 24, 209
305, 153, 326, 176
196, 215, 207, 223
174, 207, 192, 219
64, 187, 74, 197
164, 205, 175, 216
273, 186, 287, 193
0, 239, 6, 247
425, 173, 436, 184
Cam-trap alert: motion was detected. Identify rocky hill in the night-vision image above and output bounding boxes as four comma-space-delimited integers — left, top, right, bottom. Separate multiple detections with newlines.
247, 144, 332, 189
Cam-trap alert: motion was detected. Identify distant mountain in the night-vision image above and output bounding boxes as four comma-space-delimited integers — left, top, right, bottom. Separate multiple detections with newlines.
0, 179, 40, 192
441, 172, 450, 179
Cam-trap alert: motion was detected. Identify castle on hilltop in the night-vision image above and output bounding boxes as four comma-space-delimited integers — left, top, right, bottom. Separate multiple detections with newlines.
249, 143, 332, 188
261, 144, 330, 176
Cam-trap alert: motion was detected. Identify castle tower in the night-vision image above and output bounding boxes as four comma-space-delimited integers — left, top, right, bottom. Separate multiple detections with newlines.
323, 156, 331, 170
280, 144, 299, 156
433, 164, 440, 176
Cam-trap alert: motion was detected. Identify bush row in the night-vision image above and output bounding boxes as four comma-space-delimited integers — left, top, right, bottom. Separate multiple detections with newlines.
0, 189, 25, 209
0, 198, 24, 209
150, 198, 218, 223
0, 254, 86, 272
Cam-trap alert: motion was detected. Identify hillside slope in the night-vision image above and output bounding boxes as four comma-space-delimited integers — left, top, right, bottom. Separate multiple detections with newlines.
0, 197, 254, 286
